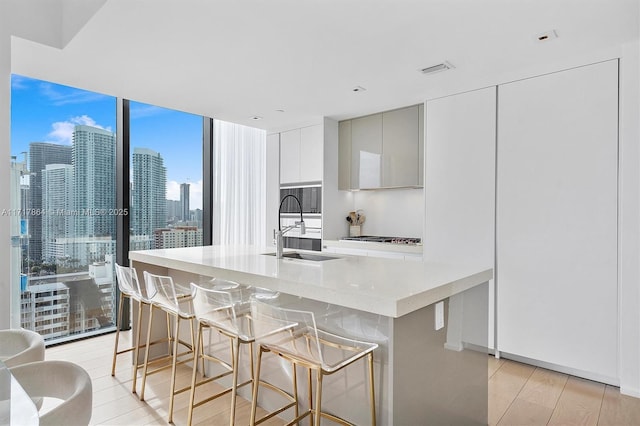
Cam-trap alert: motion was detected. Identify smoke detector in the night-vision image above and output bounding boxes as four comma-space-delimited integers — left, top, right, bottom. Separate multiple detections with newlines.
419, 61, 454, 75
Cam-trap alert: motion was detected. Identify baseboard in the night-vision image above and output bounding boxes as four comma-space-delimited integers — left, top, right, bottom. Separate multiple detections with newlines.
620, 386, 640, 398
499, 352, 619, 387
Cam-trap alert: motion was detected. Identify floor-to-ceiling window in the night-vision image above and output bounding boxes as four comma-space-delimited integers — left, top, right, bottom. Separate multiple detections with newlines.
129, 101, 203, 252
10, 77, 266, 343
10, 75, 118, 342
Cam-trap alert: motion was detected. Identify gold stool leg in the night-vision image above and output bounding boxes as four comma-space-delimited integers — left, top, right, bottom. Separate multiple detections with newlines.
230, 337, 241, 426
187, 323, 203, 426
314, 370, 323, 426
111, 292, 125, 376
250, 347, 264, 425
291, 362, 298, 421
368, 352, 376, 426
168, 314, 180, 423
131, 299, 144, 394
307, 367, 312, 426
139, 304, 155, 401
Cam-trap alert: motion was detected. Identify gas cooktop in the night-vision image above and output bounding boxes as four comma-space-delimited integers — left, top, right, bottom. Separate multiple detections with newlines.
340, 235, 422, 245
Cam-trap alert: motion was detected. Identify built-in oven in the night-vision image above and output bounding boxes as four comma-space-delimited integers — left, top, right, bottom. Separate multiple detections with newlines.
279, 184, 322, 214
279, 184, 322, 251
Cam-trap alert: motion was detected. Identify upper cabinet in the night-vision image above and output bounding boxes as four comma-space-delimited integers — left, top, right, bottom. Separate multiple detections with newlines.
351, 113, 383, 189
280, 124, 323, 184
338, 104, 424, 190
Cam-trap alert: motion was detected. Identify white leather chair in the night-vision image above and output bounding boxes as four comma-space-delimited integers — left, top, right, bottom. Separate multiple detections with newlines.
9, 360, 92, 426
0, 329, 45, 368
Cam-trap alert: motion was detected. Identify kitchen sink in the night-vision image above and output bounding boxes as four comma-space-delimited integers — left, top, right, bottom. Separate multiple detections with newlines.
262, 252, 339, 262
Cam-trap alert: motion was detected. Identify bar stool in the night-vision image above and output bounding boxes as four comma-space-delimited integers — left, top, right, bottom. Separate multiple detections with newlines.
112, 263, 160, 394
140, 271, 196, 423
250, 299, 378, 426
187, 279, 289, 426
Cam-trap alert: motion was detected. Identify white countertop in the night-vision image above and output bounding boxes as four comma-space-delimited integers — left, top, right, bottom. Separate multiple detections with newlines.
129, 245, 492, 318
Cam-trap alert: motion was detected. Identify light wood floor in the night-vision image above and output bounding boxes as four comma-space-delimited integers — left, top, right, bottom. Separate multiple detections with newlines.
44, 332, 640, 425
488, 355, 640, 426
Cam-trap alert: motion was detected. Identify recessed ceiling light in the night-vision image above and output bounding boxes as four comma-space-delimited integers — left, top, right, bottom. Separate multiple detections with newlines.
535, 30, 558, 42
250, 116, 262, 120
419, 61, 454, 75
352, 86, 367, 93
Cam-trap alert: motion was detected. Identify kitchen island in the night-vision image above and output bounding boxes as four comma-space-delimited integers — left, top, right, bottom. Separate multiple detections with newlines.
130, 245, 491, 425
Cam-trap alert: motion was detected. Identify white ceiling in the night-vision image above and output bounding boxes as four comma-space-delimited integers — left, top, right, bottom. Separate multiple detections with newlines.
10, 0, 639, 132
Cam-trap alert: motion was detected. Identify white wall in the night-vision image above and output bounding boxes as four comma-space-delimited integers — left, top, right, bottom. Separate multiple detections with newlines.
0, 9, 10, 330
352, 188, 423, 238
618, 39, 640, 397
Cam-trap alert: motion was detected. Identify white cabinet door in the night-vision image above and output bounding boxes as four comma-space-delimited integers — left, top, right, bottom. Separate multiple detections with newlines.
351, 113, 382, 189
425, 86, 497, 349
497, 60, 619, 382
280, 129, 301, 184
382, 105, 420, 187
300, 125, 323, 182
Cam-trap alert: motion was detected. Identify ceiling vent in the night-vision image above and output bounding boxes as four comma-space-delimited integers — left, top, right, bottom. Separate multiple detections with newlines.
420, 61, 454, 75
535, 30, 558, 42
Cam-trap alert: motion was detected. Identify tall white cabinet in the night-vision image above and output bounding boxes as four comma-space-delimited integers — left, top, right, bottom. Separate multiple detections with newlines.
425, 86, 497, 349
496, 60, 619, 383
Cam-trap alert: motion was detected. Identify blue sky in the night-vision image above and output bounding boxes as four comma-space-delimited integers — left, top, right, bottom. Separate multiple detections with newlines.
11, 75, 203, 208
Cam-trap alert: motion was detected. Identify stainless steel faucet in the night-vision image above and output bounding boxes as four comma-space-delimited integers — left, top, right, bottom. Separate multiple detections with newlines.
275, 194, 306, 258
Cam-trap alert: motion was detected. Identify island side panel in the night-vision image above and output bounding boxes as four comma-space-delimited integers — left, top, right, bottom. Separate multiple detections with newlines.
391, 282, 489, 425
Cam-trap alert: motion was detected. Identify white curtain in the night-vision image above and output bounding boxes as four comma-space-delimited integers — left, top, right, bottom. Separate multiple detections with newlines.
212, 119, 266, 246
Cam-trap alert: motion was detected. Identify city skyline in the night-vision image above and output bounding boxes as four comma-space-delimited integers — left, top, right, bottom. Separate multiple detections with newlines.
10, 74, 203, 209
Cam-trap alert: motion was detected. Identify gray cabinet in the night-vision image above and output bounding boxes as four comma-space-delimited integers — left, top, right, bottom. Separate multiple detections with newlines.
339, 104, 423, 190
382, 105, 421, 187
351, 113, 382, 189
338, 121, 351, 191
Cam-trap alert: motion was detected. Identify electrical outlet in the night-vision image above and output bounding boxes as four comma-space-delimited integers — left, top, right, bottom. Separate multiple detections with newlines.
435, 301, 444, 330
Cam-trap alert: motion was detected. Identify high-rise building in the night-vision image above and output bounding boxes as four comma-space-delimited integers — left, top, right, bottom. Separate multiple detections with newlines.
166, 199, 181, 223
154, 226, 203, 249
193, 208, 203, 228
20, 282, 70, 340
72, 125, 116, 239
28, 142, 72, 260
41, 164, 74, 262
180, 183, 190, 221
132, 148, 167, 243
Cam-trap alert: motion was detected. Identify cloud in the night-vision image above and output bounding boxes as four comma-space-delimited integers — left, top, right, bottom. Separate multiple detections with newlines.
166, 181, 180, 201
39, 82, 107, 106
166, 180, 203, 210
11, 75, 30, 90
130, 104, 166, 119
46, 115, 112, 145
